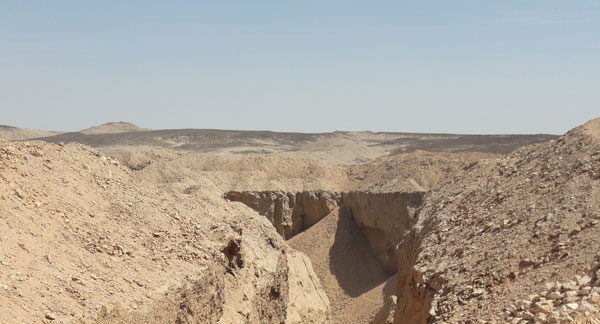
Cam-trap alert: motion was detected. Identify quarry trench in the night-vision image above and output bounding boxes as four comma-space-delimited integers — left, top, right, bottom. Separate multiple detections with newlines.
224, 190, 428, 323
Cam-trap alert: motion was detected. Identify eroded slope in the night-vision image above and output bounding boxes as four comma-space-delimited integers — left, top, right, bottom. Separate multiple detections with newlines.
0, 140, 330, 324
393, 118, 600, 323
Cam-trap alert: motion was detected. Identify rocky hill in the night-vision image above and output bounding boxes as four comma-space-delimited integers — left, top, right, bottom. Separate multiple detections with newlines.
391, 118, 600, 323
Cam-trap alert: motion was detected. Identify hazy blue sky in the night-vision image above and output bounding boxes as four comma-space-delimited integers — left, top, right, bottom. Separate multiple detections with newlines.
1, 1, 599, 134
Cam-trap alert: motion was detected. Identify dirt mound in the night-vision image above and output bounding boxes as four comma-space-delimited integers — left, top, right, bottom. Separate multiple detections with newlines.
80, 122, 146, 135
390, 119, 600, 323
0, 140, 330, 323
0, 125, 59, 141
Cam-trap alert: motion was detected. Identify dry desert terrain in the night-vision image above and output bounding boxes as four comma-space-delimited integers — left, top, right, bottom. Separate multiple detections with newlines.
2, 120, 600, 324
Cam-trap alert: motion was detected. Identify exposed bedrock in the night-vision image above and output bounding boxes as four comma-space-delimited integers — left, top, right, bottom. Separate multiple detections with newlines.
224, 190, 432, 323
224, 191, 340, 239
225, 190, 425, 274
392, 228, 443, 324
341, 191, 424, 273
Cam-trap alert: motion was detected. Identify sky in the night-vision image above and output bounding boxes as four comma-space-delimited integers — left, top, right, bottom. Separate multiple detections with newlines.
0, 1, 599, 135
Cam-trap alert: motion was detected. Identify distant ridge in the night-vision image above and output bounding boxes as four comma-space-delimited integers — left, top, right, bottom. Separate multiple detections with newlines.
30, 125, 557, 163
0, 125, 60, 141
80, 122, 147, 135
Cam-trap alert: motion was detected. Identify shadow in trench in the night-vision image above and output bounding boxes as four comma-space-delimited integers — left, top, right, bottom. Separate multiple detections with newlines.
328, 207, 390, 297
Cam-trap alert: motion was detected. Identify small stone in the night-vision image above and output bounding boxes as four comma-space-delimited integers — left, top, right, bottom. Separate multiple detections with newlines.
566, 303, 578, 310
533, 313, 547, 322
14, 189, 25, 199
564, 290, 578, 302
516, 299, 531, 310
546, 313, 560, 324
533, 301, 552, 314
472, 288, 484, 297
521, 258, 533, 266
579, 286, 591, 296
547, 291, 561, 300
578, 275, 592, 286
545, 282, 557, 291
45, 312, 57, 320
562, 281, 578, 291
577, 300, 595, 313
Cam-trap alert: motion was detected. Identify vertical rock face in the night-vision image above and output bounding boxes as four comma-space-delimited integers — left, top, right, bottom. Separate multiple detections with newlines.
226, 190, 426, 273
341, 192, 425, 273
392, 229, 441, 324
224, 191, 340, 239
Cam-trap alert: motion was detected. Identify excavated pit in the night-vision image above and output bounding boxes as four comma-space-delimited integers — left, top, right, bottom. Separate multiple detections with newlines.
224, 190, 427, 323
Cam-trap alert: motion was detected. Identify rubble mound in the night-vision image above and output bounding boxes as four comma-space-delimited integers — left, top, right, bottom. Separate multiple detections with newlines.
392, 118, 600, 323
503, 273, 600, 323
0, 140, 330, 324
